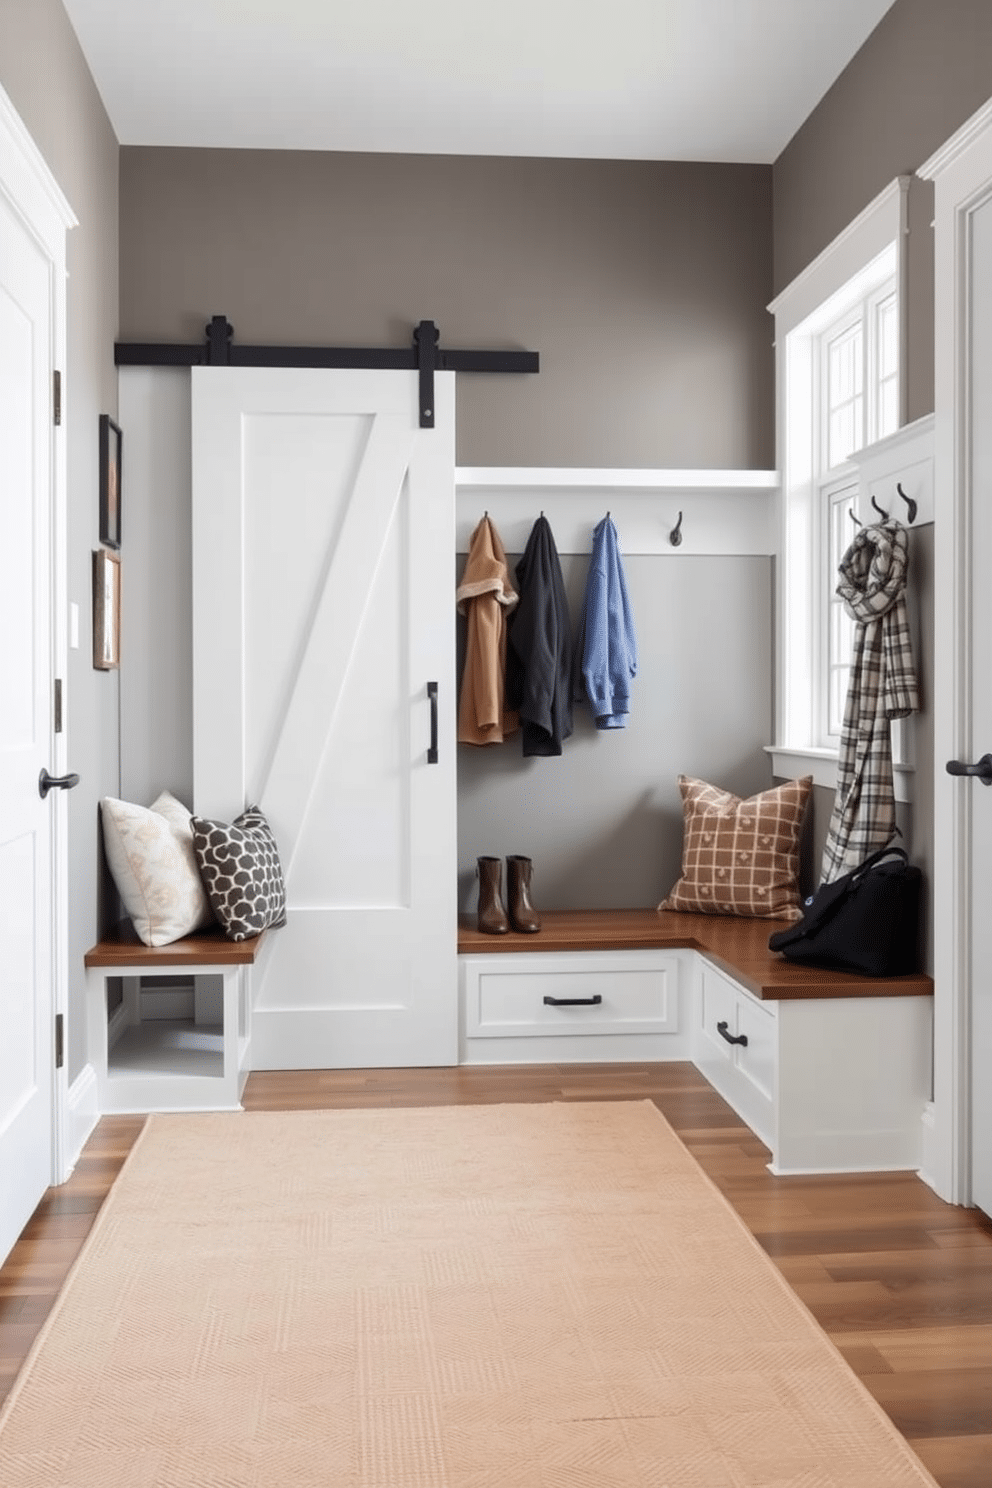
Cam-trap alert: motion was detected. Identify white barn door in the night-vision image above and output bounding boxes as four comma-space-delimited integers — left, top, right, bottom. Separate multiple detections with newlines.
192, 368, 457, 1068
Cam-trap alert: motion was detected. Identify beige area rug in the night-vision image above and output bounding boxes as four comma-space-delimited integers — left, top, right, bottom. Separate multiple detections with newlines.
0, 1101, 939, 1488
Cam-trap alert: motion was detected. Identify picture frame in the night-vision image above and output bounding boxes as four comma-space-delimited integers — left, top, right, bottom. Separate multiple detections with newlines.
99, 413, 122, 549
92, 548, 120, 670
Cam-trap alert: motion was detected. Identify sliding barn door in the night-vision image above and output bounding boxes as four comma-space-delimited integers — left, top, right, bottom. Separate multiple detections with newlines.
191, 368, 457, 1068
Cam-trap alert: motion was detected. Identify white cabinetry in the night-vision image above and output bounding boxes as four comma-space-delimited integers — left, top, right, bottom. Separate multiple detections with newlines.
460, 949, 693, 1064
693, 956, 933, 1174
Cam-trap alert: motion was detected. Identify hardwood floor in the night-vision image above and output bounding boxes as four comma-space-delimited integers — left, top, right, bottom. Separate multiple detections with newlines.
2, 1064, 990, 1486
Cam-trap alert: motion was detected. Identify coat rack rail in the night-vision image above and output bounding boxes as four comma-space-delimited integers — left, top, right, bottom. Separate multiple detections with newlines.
114, 315, 539, 429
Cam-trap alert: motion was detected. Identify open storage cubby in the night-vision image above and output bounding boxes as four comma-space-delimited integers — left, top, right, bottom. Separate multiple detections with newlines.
85, 926, 267, 1113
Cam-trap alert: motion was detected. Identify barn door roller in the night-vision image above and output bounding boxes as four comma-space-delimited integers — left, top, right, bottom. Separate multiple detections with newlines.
115, 315, 539, 429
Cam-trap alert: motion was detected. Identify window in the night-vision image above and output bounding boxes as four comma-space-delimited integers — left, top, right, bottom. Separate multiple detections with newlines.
814, 279, 899, 748
769, 178, 909, 791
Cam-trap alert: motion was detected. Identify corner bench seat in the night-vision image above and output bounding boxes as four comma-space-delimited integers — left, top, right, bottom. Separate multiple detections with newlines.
457, 907, 934, 1001
457, 908, 934, 1175
85, 921, 268, 1114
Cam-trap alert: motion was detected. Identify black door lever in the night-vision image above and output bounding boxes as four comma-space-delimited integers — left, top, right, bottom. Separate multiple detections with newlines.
39, 769, 80, 799
945, 754, 992, 786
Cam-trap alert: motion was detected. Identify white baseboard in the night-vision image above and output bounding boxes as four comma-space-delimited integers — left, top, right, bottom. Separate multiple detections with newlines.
916, 1100, 938, 1194
64, 1064, 99, 1176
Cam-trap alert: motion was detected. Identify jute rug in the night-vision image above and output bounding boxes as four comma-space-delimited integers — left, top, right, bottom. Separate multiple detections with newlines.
0, 1101, 938, 1487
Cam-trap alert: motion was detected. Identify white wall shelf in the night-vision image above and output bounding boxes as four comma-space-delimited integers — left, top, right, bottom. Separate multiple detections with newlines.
455, 467, 779, 556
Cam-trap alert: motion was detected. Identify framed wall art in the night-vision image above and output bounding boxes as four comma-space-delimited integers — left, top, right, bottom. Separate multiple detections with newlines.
99, 413, 122, 548
93, 548, 120, 670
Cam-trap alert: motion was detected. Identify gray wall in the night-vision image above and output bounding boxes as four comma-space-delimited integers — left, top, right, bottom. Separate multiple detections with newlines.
457, 552, 773, 915
0, 0, 120, 1081
116, 150, 778, 916
119, 149, 774, 471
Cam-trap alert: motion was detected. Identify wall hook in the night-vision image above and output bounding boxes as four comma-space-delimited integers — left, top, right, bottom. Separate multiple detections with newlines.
896, 481, 918, 524
669, 511, 683, 548
849, 509, 862, 527
871, 494, 890, 521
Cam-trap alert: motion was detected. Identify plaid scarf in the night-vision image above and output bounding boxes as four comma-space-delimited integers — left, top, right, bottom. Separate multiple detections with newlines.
820, 521, 919, 883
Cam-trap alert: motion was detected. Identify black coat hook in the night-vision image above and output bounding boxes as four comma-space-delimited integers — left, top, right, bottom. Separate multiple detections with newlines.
896, 481, 918, 524
850, 509, 862, 527
669, 511, 683, 548
871, 494, 890, 521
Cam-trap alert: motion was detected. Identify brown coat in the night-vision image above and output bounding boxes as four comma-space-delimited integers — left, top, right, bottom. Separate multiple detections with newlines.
457, 516, 519, 744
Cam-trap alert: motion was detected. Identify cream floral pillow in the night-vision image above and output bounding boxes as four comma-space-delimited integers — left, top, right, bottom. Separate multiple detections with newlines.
100, 792, 215, 946
660, 774, 813, 921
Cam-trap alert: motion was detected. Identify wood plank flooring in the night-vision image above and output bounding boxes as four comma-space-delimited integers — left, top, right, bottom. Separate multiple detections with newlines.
2, 1063, 990, 1486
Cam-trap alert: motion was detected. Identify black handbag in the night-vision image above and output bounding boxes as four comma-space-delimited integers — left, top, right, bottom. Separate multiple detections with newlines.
767, 846, 921, 976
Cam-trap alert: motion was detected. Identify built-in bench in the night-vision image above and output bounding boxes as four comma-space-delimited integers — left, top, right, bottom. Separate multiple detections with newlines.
84, 921, 268, 1114
458, 908, 935, 1175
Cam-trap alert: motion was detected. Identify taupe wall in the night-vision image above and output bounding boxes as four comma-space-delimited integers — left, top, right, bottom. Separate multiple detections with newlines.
774, 0, 992, 423
119, 149, 774, 470
0, 0, 120, 1081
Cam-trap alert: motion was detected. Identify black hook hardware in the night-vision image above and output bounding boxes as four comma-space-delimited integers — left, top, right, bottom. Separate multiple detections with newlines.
850, 509, 862, 527
669, 511, 683, 547
896, 482, 918, 524
871, 495, 890, 521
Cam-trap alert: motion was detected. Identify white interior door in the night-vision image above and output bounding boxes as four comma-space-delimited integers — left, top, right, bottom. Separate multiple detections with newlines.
192, 367, 457, 1069
0, 173, 56, 1261
965, 196, 992, 1217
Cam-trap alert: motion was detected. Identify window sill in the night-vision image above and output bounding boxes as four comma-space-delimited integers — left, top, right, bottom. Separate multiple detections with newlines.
766, 745, 914, 804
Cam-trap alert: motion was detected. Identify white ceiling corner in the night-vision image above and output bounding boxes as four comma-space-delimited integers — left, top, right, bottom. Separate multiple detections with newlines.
61, 0, 898, 162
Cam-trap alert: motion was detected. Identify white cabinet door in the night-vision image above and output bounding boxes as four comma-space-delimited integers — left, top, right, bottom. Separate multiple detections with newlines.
0, 185, 54, 1259
192, 368, 457, 1068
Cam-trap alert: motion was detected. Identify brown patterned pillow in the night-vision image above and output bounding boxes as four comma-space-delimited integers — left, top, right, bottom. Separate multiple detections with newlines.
660, 775, 812, 921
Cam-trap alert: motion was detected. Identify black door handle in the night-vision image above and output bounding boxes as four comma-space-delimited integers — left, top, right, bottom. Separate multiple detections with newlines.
946, 753, 992, 785
427, 682, 438, 764
39, 769, 80, 799
543, 995, 603, 1007
717, 1020, 748, 1047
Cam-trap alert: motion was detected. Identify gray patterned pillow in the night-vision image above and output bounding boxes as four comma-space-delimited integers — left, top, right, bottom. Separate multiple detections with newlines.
191, 805, 287, 942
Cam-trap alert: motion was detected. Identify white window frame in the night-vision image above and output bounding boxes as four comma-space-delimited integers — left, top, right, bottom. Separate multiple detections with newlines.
767, 177, 910, 796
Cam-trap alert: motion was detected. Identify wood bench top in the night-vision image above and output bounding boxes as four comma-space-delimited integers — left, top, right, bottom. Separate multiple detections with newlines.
457, 907, 934, 1003
85, 921, 268, 969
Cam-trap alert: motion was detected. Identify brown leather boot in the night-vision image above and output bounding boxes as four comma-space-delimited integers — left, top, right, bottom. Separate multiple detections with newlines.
506, 855, 541, 933
477, 857, 509, 934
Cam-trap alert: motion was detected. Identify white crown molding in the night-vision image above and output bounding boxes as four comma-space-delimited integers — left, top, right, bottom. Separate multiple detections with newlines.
0, 83, 77, 246
918, 97, 992, 181
768, 176, 909, 333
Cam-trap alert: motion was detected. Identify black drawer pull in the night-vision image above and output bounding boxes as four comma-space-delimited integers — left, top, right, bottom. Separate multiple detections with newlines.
543, 995, 603, 1007
717, 1020, 748, 1047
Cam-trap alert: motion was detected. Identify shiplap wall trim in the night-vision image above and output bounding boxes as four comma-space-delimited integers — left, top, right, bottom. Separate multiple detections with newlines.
455, 468, 778, 556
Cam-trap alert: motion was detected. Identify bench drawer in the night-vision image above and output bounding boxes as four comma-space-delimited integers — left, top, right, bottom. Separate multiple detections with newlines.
461, 949, 684, 1048
696, 960, 777, 1148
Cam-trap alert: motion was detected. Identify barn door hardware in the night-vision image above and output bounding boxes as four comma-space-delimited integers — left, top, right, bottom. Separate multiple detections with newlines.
115, 315, 539, 429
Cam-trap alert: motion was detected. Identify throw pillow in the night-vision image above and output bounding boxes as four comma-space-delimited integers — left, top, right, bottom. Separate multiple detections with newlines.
660, 774, 813, 921
100, 791, 216, 947
191, 805, 287, 942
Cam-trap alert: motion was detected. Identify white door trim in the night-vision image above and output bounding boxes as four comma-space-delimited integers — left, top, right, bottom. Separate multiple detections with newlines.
920, 97, 992, 1205
0, 84, 76, 1184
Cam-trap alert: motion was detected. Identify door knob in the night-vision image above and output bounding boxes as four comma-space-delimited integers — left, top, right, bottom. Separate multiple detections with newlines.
39, 769, 80, 799
945, 753, 992, 786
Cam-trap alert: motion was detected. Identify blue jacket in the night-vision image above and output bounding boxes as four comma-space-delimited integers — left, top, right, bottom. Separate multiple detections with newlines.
575, 515, 637, 728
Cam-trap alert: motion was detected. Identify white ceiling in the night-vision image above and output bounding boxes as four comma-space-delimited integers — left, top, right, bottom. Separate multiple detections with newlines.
62, 0, 897, 163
